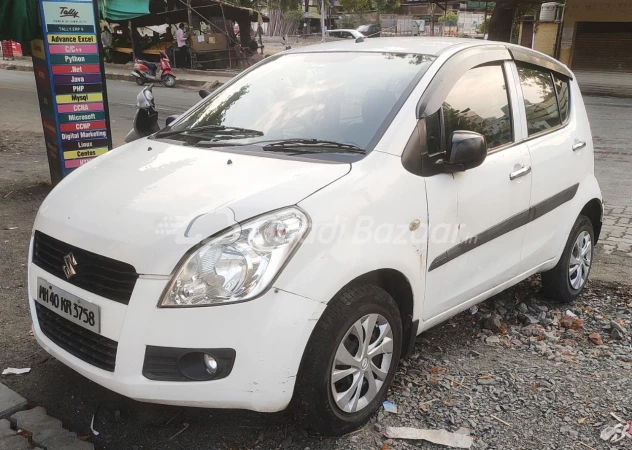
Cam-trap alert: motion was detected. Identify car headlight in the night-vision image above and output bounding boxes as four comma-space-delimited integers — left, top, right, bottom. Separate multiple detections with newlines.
159, 207, 310, 307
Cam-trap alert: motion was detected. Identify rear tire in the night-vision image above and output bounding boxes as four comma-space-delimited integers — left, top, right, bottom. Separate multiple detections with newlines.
135, 77, 145, 86
294, 284, 402, 436
542, 215, 594, 303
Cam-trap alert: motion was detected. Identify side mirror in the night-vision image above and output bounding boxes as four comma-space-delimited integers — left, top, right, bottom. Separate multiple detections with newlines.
165, 115, 179, 127
441, 131, 487, 173
199, 89, 211, 99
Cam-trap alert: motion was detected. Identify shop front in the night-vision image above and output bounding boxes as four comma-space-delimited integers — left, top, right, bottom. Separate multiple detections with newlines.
560, 0, 632, 96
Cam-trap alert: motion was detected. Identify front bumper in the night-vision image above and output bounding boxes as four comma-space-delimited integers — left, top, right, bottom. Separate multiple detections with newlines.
28, 262, 325, 412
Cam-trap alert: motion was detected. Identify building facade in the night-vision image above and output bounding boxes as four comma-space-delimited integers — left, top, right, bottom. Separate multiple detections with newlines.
529, 0, 632, 96
560, 0, 632, 96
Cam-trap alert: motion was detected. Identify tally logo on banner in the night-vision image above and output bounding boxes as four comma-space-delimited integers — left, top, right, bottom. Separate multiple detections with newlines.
59, 7, 80, 18
42, 2, 95, 27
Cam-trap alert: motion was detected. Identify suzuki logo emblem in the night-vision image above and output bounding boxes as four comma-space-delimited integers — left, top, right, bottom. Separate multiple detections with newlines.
63, 253, 78, 279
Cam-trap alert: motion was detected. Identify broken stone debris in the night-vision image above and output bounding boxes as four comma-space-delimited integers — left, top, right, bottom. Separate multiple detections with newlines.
588, 333, 604, 346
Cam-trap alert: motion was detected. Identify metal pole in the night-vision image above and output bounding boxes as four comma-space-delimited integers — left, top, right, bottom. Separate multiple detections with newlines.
218, 0, 232, 69
443, 0, 447, 37
129, 20, 135, 61
321, 0, 326, 41
186, 0, 193, 68
329, 4, 331, 31
484, 1, 488, 38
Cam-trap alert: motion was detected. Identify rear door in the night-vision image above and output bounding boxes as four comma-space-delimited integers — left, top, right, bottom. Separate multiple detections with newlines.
517, 64, 593, 271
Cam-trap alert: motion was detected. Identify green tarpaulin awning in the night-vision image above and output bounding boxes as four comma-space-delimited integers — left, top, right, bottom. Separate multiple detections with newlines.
0, 0, 39, 44
99, 0, 150, 21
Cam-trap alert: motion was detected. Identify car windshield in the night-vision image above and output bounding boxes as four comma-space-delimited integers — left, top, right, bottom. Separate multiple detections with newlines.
159, 52, 434, 154
358, 25, 370, 32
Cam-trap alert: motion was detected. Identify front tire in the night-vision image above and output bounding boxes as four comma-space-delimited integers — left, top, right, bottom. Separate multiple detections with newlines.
542, 215, 594, 303
135, 77, 145, 86
294, 284, 402, 436
162, 74, 176, 88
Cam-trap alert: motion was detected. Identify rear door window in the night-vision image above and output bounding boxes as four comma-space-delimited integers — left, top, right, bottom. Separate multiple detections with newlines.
517, 65, 561, 135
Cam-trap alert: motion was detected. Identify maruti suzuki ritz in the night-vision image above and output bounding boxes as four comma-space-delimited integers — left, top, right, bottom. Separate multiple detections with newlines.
29, 38, 602, 435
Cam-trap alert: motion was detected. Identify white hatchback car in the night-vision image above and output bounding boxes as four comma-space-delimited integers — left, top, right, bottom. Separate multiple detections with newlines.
326, 29, 365, 40
29, 38, 602, 435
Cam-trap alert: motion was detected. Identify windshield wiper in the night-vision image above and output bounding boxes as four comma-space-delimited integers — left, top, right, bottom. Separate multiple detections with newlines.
261, 139, 366, 154
155, 124, 264, 139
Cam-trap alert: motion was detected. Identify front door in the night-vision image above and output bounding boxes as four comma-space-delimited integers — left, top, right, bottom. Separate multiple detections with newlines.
422, 62, 533, 320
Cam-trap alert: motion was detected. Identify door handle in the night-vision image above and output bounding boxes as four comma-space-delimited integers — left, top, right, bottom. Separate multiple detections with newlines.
572, 141, 587, 151
509, 165, 531, 180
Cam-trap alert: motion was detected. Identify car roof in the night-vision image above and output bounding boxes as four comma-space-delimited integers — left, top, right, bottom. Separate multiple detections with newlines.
327, 29, 358, 33
285, 37, 573, 78
286, 37, 484, 56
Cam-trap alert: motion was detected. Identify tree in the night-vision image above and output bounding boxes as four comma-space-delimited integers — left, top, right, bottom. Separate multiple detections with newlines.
338, 0, 399, 16
477, 17, 489, 35
338, 14, 357, 29
438, 11, 458, 26
338, 0, 370, 13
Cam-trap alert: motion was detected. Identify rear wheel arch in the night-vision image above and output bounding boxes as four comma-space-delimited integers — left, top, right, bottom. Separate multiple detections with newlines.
580, 198, 603, 243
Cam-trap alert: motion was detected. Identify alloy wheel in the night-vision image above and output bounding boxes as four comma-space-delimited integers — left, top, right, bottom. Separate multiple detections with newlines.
569, 230, 592, 290
330, 314, 394, 413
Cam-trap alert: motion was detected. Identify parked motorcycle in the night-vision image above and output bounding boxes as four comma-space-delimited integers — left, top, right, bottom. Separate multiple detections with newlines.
132, 52, 176, 88
125, 84, 160, 143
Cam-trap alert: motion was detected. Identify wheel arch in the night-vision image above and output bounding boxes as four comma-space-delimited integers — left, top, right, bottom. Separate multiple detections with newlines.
580, 198, 603, 243
291, 268, 417, 412
333, 269, 417, 358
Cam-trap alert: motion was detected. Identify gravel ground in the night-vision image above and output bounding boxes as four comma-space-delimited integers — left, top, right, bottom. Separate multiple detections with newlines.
1, 129, 631, 449
352, 277, 632, 450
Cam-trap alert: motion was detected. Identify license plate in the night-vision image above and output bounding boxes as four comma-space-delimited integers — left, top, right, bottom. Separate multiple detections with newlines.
35, 278, 100, 333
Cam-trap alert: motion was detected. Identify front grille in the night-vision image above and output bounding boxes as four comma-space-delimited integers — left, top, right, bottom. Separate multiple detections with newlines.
36, 303, 118, 372
32, 231, 138, 304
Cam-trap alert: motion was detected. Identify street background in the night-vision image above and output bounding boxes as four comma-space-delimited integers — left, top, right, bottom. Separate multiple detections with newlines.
1, 70, 631, 449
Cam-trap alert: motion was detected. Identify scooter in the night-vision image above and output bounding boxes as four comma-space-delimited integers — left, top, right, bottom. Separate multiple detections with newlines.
125, 84, 160, 143
132, 52, 176, 88
125, 85, 213, 143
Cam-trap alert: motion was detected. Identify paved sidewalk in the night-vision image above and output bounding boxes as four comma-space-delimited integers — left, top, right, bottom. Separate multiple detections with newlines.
586, 96, 632, 282
0, 57, 234, 88
0, 383, 93, 450
601, 205, 632, 256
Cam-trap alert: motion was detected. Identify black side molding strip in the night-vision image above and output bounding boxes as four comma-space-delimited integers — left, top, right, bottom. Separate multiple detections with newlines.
428, 183, 579, 272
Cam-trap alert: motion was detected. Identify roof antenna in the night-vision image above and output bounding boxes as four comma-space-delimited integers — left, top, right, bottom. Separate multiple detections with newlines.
355, 36, 365, 43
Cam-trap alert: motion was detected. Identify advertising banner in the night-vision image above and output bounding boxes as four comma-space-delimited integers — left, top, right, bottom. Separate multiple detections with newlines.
32, 0, 112, 184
